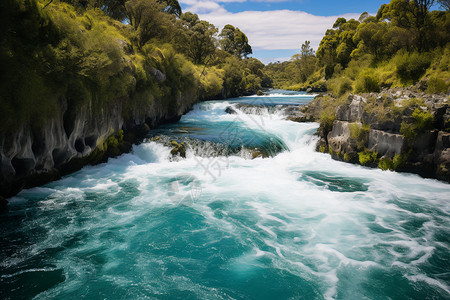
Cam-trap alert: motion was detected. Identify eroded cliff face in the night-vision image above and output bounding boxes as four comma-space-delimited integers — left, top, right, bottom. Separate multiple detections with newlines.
0, 84, 197, 199
301, 89, 450, 183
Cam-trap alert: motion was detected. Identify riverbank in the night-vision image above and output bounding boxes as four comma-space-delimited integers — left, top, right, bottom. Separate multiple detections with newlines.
0, 0, 272, 206
295, 88, 450, 182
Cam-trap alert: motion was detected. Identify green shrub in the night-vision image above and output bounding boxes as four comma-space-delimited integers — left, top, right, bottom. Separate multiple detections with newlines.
378, 157, 394, 170
358, 149, 378, 166
395, 51, 431, 84
400, 108, 434, 140
349, 123, 370, 150
393, 152, 409, 169
412, 108, 434, 130
338, 78, 353, 96
400, 122, 416, 141
426, 77, 449, 94
343, 153, 354, 162
355, 73, 380, 93
320, 114, 335, 134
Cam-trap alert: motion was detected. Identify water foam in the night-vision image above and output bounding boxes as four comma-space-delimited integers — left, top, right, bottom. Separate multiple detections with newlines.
1, 94, 449, 300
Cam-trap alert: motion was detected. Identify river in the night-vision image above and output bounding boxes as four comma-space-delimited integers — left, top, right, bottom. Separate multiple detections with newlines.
1, 90, 449, 299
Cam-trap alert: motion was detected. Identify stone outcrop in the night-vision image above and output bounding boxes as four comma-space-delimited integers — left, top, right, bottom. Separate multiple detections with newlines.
327, 121, 353, 154
0, 73, 197, 200
368, 130, 403, 157
300, 88, 450, 183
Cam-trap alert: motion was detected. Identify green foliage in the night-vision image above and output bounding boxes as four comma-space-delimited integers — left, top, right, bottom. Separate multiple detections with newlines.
395, 51, 431, 84
355, 73, 380, 93
197, 66, 224, 99
219, 24, 252, 59
400, 108, 434, 141
126, 0, 175, 47
426, 77, 449, 93
175, 12, 218, 64
220, 56, 270, 97
349, 123, 370, 150
412, 108, 434, 130
393, 152, 409, 169
294, 0, 450, 92
320, 114, 335, 135
358, 149, 378, 166
343, 153, 355, 162
264, 41, 318, 89
0, 0, 264, 138
327, 76, 353, 96
378, 157, 394, 170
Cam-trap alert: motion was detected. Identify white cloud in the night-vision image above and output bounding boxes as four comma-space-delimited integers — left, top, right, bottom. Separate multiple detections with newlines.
183, 1, 227, 14
259, 56, 291, 64
180, 0, 359, 55
199, 10, 359, 51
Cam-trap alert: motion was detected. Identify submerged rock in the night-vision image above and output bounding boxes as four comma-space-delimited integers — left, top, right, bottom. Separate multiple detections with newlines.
225, 106, 237, 114
170, 141, 186, 158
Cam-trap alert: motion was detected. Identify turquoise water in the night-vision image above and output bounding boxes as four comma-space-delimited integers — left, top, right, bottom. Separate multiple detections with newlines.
1, 91, 450, 299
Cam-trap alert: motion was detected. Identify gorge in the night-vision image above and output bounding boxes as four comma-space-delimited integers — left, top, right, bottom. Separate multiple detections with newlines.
1, 91, 449, 299
1, 0, 450, 298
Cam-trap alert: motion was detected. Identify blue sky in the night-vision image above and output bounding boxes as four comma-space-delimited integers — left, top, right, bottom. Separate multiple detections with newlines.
178, 0, 441, 63
222, 0, 387, 16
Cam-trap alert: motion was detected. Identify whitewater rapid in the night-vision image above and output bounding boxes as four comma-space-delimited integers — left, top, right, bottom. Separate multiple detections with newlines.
1, 92, 449, 299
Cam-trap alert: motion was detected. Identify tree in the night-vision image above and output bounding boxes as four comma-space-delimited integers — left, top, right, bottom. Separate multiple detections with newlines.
219, 25, 252, 59
437, 0, 450, 10
410, 0, 435, 51
289, 41, 316, 83
162, 0, 182, 17
126, 0, 174, 47
333, 17, 347, 30
176, 12, 217, 64
102, 0, 127, 20
359, 12, 369, 23
300, 41, 314, 57
376, 0, 435, 51
353, 21, 388, 60
317, 29, 339, 78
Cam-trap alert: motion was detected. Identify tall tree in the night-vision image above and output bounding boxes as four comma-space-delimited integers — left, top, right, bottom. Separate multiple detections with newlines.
294, 41, 317, 82
219, 25, 252, 59
176, 12, 217, 64
410, 0, 435, 51
300, 41, 314, 57
126, 0, 174, 46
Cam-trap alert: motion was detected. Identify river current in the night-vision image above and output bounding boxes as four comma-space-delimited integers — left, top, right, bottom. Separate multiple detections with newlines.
1, 91, 449, 299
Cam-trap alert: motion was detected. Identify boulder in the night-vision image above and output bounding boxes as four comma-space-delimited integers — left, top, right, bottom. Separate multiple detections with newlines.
170, 141, 186, 158
225, 106, 237, 114
150, 69, 166, 82
336, 94, 365, 122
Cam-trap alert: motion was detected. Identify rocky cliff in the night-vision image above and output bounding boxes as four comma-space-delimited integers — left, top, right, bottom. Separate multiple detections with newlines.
298, 89, 450, 182
0, 79, 197, 200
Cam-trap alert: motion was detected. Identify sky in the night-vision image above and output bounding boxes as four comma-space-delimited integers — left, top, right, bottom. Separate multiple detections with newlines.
178, 0, 440, 64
